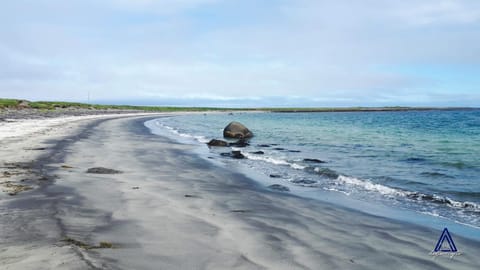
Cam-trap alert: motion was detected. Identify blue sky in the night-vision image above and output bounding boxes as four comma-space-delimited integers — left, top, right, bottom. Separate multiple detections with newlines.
0, 0, 479, 107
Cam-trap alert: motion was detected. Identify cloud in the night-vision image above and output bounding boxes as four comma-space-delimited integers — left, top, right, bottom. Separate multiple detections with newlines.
0, 0, 479, 106
108, 0, 220, 14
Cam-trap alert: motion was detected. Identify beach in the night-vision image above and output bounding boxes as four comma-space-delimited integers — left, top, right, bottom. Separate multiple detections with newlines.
1, 113, 479, 270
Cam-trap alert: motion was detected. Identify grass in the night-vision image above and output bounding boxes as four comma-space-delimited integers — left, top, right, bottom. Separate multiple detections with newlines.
1, 98, 476, 112
0, 98, 244, 112
0, 99, 22, 108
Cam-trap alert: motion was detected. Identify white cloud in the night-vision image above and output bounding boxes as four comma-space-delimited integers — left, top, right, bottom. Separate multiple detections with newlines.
109, 0, 219, 14
392, 0, 480, 25
0, 0, 479, 106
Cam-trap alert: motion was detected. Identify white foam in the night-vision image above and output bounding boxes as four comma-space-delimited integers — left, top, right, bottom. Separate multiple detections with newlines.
243, 153, 305, 170
323, 187, 351, 195
336, 175, 407, 197
154, 121, 207, 144
244, 153, 289, 165
290, 163, 306, 170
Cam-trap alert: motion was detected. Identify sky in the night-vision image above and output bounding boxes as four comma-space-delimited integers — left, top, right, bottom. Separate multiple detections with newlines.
0, 0, 479, 107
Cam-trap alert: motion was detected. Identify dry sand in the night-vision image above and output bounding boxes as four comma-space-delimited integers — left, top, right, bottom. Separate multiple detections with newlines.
1, 114, 479, 269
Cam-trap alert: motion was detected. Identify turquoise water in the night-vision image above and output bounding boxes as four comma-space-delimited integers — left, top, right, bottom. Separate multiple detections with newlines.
146, 110, 480, 230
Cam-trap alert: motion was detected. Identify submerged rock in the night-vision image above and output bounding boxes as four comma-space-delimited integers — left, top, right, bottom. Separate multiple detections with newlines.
303, 158, 326, 163
86, 167, 122, 174
207, 139, 229, 147
257, 144, 271, 148
311, 167, 339, 179
250, 151, 264, 155
223, 121, 253, 139
229, 139, 250, 147
269, 174, 282, 178
220, 151, 245, 159
231, 151, 245, 159
291, 179, 317, 185
268, 184, 290, 192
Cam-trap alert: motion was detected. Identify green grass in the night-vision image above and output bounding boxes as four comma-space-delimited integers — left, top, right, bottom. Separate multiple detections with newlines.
0, 99, 242, 112
0, 99, 22, 108
1, 98, 475, 112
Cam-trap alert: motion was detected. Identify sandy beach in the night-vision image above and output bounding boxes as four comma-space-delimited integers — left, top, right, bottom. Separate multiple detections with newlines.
1, 113, 479, 270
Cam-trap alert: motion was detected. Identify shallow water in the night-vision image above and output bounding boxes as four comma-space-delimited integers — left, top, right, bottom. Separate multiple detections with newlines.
145, 110, 480, 233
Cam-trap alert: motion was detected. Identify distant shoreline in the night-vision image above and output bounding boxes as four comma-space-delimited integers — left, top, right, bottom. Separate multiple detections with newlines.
269, 107, 479, 113
1, 98, 478, 115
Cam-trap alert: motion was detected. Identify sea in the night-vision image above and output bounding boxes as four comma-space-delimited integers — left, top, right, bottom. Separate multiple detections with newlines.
145, 110, 480, 239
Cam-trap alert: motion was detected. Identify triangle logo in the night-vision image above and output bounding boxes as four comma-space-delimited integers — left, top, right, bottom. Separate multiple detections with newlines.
434, 228, 458, 252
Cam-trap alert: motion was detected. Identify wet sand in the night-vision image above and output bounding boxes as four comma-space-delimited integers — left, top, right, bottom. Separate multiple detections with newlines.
1, 114, 479, 269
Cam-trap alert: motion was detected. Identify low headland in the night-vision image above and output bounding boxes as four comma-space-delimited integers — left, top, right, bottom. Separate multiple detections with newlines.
1, 98, 477, 120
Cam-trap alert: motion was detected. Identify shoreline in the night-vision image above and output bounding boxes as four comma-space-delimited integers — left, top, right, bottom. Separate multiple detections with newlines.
1, 114, 479, 269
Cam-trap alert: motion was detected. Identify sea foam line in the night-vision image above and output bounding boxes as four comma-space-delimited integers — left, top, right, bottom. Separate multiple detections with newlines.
155, 121, 209, 143
334, 175, 480, 212
243, 152, 306, 170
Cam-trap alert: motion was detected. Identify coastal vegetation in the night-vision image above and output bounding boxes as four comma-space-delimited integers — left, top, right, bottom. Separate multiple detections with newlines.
0, 98, 475, 112
0, 98, 230, 112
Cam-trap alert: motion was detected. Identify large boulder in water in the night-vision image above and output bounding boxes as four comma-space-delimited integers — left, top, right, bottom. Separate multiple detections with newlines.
223, 121, 253, 139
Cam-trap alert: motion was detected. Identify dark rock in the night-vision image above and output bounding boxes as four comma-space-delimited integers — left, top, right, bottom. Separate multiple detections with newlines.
292, 179, 317, 185
86, 167, 122, 174
404, 157, 426, 163
220, 151, 245, 159
257, 144, 270, 148
311, 168, 339, 179
269, 174, 282, 178
250, 151, 264, 155
207, 139, 229, 147
229, 139, 250, 147
223, 121, 253, 139
231, 209, 251, 213
273, 147, 285, 151
303, 158, 326, 163
231, 151, 245, 159
27, 147, 47, 151
288, 150, 301, 153
4, 162, 34, 169
268, 184, 290, 192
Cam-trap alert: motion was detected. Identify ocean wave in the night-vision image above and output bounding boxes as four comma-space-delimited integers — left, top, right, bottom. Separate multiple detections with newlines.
153, 119, 480, 221
242, 152, 306, 170
402, 157, 428, 163
335, 175, 407, 197
407, 193, 480, 212
441, 161, 473, 169
335, 175, 480, 213
155, 121, 209, 143
310, 167, 340, 179
420, 171, 455, 179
